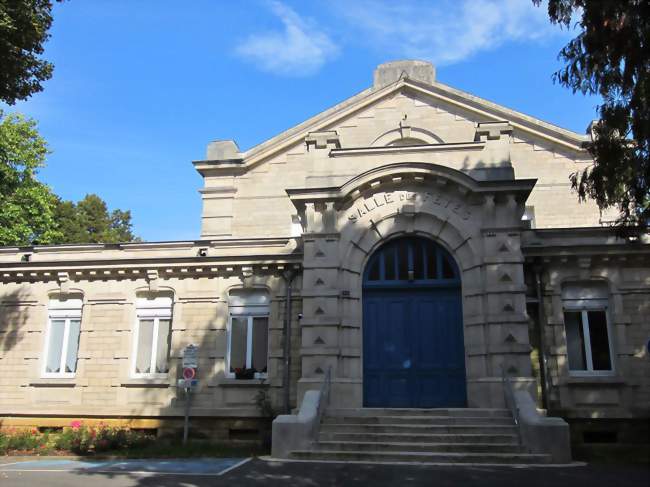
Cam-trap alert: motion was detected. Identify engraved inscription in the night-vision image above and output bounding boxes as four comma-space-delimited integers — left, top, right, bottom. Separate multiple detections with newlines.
347, 190, 471, 221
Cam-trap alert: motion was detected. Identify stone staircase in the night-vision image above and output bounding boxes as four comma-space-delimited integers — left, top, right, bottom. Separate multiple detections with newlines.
289, 408, 553, 464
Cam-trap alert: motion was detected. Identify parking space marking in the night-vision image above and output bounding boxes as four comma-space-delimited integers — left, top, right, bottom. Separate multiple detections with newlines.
0, 458, 250, 476
217, 457, 252, 476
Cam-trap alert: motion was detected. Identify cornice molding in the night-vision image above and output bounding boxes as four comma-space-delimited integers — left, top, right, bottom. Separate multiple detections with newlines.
0, 236, 303, 284
0, 259, 302, 284
286, 162, 536, 210
0, 236, 296, 256
329, 141, 485, 157
522, 227, 650, 260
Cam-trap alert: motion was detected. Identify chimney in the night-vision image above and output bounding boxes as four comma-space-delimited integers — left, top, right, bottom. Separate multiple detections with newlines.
373, 60, 436, 89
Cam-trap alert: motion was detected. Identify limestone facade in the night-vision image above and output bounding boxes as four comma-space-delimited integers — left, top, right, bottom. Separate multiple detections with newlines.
0, 61, 648, 444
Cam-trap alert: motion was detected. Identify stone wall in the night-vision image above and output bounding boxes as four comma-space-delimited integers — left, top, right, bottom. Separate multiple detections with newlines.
0, 267, 303, 431
536, 256, 650, 419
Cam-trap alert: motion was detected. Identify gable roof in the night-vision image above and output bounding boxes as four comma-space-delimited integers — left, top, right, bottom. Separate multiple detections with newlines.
194, 72, 591, 174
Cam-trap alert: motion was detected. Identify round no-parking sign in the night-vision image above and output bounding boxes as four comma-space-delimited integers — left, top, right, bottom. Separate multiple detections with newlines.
182, 367, 196, 380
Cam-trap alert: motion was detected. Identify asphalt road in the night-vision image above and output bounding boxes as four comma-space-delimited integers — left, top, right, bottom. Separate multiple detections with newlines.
0, 457, 648, 487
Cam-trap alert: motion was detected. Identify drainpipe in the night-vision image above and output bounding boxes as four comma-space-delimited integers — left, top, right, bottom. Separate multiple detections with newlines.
534, 264, 549, 410
282, 269, 295, 415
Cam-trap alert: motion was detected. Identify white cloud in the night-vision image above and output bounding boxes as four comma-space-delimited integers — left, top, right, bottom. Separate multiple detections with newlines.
332, 0, 566, 66
235, 1, 339, 76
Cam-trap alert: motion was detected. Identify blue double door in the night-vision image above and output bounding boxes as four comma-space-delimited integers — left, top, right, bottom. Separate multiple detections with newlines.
363, 287, 467, 408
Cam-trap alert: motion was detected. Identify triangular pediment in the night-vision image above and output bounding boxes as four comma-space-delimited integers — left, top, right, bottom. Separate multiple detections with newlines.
195, 74, 590, 175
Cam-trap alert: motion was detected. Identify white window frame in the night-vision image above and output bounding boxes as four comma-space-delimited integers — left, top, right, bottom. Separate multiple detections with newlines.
563, 304, 615, 376
131, 299, 172, 379
42, 307, 82, 379
226, 313, 269, 380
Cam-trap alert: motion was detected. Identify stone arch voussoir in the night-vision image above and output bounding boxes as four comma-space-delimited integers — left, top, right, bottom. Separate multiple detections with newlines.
341, 209, 479, 281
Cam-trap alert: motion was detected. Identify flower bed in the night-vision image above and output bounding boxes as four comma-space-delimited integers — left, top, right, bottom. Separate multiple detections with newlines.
0, 421, 154, 456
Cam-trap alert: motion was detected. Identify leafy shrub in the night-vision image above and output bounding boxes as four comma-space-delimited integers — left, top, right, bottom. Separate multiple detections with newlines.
1, 422, 153, 455
253, 388, 276, 418
54, 422, 153, 454
0, 428, 49, 453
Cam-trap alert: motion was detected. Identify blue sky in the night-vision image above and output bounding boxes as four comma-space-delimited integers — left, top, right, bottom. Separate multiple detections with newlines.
6, 0, 599, 242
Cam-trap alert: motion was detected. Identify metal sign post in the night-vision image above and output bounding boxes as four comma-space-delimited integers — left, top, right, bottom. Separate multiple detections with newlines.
182, 385, 191, 444
180, 344, 198, 445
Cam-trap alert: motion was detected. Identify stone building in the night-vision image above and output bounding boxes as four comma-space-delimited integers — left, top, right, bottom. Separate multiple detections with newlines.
0, 61, 648, 459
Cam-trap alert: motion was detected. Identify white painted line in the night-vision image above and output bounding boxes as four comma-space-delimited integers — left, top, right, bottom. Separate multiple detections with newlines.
0, 458, 253, 477
0, 468, 239, 477
0, 469, 82, 474
104, 470, 234, 477
217, 457, 252, 476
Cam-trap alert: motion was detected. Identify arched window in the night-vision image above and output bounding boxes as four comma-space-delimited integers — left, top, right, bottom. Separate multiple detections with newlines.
364, 237, 459, 285
388, 137, 428, 147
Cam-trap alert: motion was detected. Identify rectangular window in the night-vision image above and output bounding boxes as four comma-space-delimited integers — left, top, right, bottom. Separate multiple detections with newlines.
228, 315, 269, 377
562, 282, 614, 375
132, 296, 172, 377
43, 297, 82, 378
227, 290, 269, 378
563, 309, 612, 373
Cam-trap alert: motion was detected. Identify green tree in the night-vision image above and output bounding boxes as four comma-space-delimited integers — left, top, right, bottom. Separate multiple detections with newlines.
109, 208, 138, 243
535, 0, 650, 229
0, 110, 61, 245
0, 1, 63, 105
52, 198, 84, 242
52, 194, 139, 244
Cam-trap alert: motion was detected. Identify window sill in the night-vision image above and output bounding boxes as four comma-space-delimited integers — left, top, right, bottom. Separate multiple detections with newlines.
208, 378, 269, 388
120, 378, 170, 388
560, 375, 626, 386
30, 378, 77, 387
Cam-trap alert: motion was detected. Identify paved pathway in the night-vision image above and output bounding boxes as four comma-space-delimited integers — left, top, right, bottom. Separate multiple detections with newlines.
0, 457, 647, 487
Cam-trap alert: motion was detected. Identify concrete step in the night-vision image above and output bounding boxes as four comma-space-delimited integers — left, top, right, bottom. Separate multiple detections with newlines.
327, 408, 511, 418
318, 432, 519, 444
289, 449, 552, 464
313, 441, 524, 454
288, 408, 534, 465
320, 423, 518, 435
322, 415, 514, 426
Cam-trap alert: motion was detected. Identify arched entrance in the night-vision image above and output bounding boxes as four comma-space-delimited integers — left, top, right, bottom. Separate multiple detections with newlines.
363, 236, 467, 408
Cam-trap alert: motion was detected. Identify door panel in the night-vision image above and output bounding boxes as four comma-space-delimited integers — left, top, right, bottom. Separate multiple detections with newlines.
363, 293, 413, 407
363, 288, 466, 408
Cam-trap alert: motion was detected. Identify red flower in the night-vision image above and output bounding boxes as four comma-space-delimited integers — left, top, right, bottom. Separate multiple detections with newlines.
70, 420, 82, 430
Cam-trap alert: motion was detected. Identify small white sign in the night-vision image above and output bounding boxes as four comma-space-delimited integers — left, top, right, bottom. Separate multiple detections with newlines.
182, 344, 199, 369
177, 378, 198, 389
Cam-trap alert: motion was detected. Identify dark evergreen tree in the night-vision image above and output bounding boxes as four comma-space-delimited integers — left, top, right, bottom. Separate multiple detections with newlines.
53, 194, 139, 244
535, 0, 650, 229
